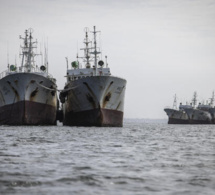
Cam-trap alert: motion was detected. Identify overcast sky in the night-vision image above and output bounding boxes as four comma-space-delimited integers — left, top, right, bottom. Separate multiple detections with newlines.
1, 0, 215, 119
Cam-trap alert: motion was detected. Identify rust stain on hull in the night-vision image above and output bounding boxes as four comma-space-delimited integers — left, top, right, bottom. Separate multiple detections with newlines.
30, 87, 39, 101
86, 93, 97, 108
102, 81, 113, 108
7, 81, 20, 101
105, 81, 114, 92
102, 92, 111, 108
83, 82, 99, 107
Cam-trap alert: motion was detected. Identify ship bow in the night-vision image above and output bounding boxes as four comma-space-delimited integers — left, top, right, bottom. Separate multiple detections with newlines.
62, 76, 126, 127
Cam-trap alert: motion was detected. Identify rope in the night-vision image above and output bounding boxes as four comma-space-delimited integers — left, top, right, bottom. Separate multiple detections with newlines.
36, 82, 56, 91
36, 82, 77, 92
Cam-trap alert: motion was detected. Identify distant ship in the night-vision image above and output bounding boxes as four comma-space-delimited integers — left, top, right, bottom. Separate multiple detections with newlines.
59, 26, 127, 127
165, 92, 215, 124
185, 92, 213, 124
0, 29, 58, 125
208, 92, 215, 123
164, 94, 191, 124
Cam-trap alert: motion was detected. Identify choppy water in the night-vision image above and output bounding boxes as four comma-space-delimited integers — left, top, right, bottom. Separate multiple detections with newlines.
0, 119, 215, 195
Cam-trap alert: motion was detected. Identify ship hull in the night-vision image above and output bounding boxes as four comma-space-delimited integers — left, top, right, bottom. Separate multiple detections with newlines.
168, 117, 189, 124
209, 108, 215, 124
164, 108, 189, 124
188, 120, 212, 124
185, 108, 212, 124
63, 108, 123, 127
61, 76, 126, 127
0, 101, 57, 125
0, 73, 58, 125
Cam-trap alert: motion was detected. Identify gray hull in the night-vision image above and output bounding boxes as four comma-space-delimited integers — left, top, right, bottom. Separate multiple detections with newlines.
185, 108, 212, 124
209, 108, 215, 123
60, 76, 126, 127
0, 73, 58, 125
164, 108, 189, 124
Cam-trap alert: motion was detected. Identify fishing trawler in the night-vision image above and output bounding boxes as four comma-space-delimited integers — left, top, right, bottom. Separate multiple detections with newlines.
0, 29, 58, 125
59, 26, 127, 127
164, 94, 191, 124
185, 92, 212, 124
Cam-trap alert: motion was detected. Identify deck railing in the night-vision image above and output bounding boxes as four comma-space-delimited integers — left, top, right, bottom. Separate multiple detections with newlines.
0, 66, 53, 80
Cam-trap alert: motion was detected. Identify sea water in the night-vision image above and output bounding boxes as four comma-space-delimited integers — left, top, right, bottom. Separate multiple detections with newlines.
0, 119, 214, 195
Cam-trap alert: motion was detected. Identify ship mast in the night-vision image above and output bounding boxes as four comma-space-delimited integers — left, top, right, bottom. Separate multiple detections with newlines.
78, 27, 92, 69
20, 28, 39, 72
91, 26, 100, 76
83, 28, 91, 68
173, 94, 177, 109
44, 40, 49, 73
192, 91, 197, 108
210, 91, 214, 106
20, 30, 28, 70
27, 30, 33, 71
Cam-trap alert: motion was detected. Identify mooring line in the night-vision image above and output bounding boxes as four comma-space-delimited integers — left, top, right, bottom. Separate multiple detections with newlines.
36, 82, 77, 92
36, 82, 56, 91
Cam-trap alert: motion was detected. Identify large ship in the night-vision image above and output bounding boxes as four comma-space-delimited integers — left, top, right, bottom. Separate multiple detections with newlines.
0, 29, 58, 125
184, 92, 212, 124
59, 26, 127, 127
164, 94, 191, 124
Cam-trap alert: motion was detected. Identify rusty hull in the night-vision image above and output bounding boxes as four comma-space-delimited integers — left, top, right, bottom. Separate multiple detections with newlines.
168, 118, 190, 124
0, 100, 57, 125
164, 108, 213, 124
185, 108, 212, 124
61, 76, 126, 127
0, 73, 58, 125
63, 108, 123, 127
164, 108, 190, 124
